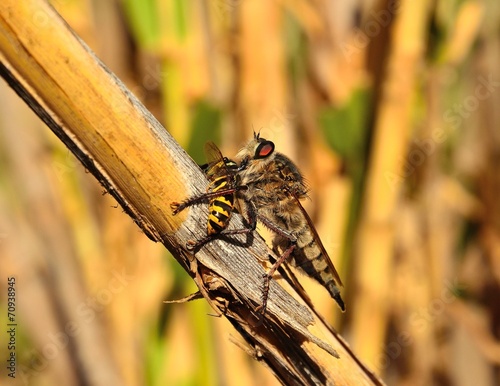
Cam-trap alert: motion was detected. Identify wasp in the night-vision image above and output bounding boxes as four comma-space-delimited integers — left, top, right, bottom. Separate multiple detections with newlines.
236, 133, 345, 313
171, 142, 250, 249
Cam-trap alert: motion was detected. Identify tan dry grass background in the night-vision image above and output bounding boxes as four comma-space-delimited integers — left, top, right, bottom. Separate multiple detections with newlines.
1, 0, 500, 385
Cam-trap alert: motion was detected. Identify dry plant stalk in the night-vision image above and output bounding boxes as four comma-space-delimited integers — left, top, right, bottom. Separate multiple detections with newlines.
0, 1, 384, 384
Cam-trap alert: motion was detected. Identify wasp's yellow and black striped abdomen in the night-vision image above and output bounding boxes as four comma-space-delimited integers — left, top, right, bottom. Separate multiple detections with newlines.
200, 148, 239, 236
207, 175, 235, 235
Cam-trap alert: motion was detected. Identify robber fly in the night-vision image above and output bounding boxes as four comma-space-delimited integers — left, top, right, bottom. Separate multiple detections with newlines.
236, 133, 345, 312
170, 142, 250, 249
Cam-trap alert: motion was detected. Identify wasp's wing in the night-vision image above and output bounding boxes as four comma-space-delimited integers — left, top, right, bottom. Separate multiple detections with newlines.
292, 195, 343, 287
204, 141, 225, 164
201, 142, 226, 177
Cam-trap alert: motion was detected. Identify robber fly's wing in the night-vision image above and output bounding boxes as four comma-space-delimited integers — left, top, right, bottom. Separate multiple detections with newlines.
293, 195, 344, 287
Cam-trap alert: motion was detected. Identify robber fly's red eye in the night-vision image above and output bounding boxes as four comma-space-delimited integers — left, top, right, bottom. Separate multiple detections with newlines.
254, 141, 275, 159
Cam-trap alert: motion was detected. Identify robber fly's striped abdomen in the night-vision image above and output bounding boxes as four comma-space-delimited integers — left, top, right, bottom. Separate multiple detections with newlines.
271, 212, 343, 308
292, 226, 341, 297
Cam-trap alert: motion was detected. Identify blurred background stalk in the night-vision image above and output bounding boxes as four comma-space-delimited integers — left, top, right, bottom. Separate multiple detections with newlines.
350, 0, 433, 367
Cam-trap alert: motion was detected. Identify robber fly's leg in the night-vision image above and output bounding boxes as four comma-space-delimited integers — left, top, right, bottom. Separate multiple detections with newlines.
257, 214, 297, 276
186, 227, 253, 250
186, 223, 254, 250
171, 191, 213, 215
186, 197, 256, 251
239, 198, 257, 231
254, 214, 297, 315
171, 186, 246, 215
